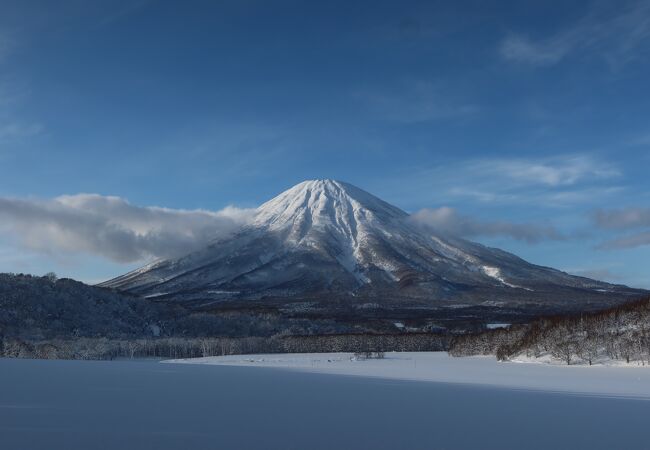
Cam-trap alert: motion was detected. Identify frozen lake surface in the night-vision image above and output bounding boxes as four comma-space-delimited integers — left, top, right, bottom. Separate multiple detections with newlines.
1, 357, 649, 450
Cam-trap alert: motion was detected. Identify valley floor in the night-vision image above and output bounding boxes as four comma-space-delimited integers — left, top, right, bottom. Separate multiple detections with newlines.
166, 351, 650, 399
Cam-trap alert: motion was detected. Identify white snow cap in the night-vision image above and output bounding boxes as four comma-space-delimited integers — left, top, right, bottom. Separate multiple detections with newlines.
254, 179, 407, 231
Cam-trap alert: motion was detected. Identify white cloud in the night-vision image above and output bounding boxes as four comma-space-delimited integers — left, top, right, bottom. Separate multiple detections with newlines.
0, 194, 256, 263
409, 206, 564, 243
499, 1, 650, 67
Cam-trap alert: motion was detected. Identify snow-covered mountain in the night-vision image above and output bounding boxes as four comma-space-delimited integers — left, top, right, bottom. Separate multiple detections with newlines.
102, 180, 644, 325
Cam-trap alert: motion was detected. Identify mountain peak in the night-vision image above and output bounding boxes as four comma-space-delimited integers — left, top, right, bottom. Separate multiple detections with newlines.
101, 179, 644, 326
254, 179, 407, 232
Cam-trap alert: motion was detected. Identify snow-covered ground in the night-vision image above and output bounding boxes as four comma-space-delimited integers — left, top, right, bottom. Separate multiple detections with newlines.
510, 353, 649, 367
165, 351, 650, 399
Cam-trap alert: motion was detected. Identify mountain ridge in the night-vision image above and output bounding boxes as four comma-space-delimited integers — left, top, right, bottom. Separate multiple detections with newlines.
101, 180, 646, 328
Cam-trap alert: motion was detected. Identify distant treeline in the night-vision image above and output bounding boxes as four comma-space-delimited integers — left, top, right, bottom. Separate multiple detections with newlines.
449, 296, 650, 365
4, 273, 648, 364
0, 273, 361, 342
0, 332, 449, 360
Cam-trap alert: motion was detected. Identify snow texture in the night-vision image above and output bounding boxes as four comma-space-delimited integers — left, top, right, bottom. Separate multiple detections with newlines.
166, 351, 650, 399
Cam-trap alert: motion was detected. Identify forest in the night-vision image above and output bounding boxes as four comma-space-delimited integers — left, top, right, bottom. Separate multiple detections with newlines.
0, 333, 449, 360
3, 273, 649, 364
449, 296, 650, 365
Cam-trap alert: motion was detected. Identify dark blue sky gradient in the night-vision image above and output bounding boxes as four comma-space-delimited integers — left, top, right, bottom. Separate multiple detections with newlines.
0, 0, 649, 285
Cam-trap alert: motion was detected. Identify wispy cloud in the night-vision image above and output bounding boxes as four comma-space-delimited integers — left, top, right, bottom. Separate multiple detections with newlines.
594, 207, 650, 229
355, 80, 478, 123
397, 154, 623, 208
97, 0, 155, 27
500, 33, 572, 66
594, 207, 650, 250
0, 194, 255, 263
599, 231, 650, 250
0, 31, 42, 148
467, 155, 619, 187
629, 133, 650, 146
499, 1, 650, 67
0, 32, 14, 64
409, 206, 564, 243
0, 122, 42, 142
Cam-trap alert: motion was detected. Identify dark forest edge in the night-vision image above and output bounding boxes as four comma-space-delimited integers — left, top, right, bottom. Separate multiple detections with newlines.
0, 334, 449, 360
0, 271, 449, 360
449, 296, 650, 365
2, 273, 649, 364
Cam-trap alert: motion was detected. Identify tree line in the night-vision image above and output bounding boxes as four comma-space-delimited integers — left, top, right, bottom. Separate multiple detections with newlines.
449, 296, 650, 365
0, 332, 449, 360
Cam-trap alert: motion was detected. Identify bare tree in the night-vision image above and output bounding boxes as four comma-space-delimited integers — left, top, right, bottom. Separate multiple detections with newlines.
577, 337, 600, 366
551, 340, 577, 365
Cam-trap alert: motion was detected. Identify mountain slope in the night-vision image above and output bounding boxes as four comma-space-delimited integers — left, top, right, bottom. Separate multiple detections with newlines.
101, 180, 645, 326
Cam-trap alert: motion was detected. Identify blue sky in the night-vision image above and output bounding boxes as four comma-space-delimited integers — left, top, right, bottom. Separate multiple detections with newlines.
0, 0, 649, 287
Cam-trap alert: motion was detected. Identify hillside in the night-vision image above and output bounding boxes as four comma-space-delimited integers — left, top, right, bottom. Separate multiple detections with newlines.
449, 296, 650, 365
0, 273, 160, 341
0, 273, 354, 342
0, 273, 449, 359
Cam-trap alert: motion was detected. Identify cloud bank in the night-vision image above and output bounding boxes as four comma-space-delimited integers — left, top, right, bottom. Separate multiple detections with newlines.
594, 207, 650, 249
594, 207, 650, 229
0, 192, 568, 265
409, 206, 564, 243
0, 194, 255, 263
